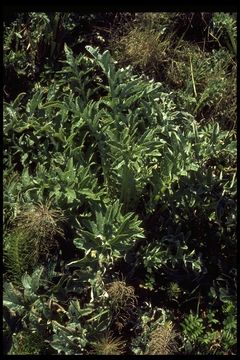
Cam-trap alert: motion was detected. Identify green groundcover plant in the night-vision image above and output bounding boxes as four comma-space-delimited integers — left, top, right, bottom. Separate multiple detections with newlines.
3, 12, 236, 355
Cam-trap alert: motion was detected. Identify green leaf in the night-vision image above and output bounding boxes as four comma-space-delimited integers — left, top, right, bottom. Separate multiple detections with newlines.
3, 282, 25, 311
66, 188, 76, 203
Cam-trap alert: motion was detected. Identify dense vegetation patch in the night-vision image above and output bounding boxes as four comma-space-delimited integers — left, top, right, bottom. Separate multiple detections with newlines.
3, 12, 237, 355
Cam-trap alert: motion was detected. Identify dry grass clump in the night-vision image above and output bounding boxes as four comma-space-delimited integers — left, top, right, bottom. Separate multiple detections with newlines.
4, 200, 65, 284
90, 332, 126, 355
106, 280, 138, 329
146, 321, 178, 355
116, 27, 172, 79
106, 280, 138, 310
16, 200, 65, 252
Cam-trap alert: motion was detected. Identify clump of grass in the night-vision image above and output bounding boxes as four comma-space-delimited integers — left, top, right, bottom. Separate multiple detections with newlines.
90, 331, 126, 355
106, 280, 138, 310
110, 12, 236, 130
167, 41, 236, 128
4, 200, 65, 284
114, 27, 173, 80
106, 280, 138, 329
109, 13, 177, 81
16, 200, 65, 252
146, 321, 178, 355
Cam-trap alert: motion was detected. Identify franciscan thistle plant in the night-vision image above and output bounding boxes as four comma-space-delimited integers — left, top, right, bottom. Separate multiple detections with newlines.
69, 200, 144, 270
